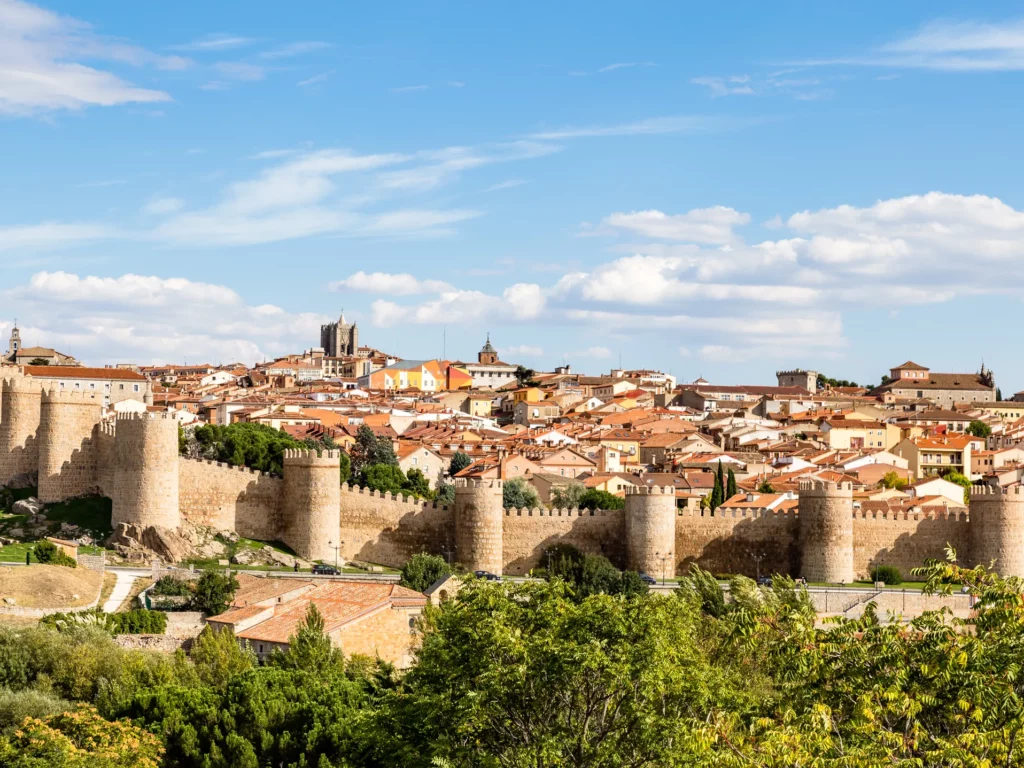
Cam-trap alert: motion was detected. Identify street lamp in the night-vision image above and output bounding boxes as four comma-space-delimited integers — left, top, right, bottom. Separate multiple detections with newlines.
655, 551, 670, 585
440, 544, 452, 565
327, 540, 342, 570
749, 550, 765, 583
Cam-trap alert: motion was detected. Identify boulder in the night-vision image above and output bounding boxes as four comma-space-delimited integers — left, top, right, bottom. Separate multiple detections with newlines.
13, 498, 44, 516
108, 523, 192, 564
6, 528, 23, 538
6, 473, 36, 490
2, 597, 15, 605
231, 549, 258, 565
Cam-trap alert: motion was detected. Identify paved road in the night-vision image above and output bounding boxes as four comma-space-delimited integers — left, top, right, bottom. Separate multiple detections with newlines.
102, 568, 149, 613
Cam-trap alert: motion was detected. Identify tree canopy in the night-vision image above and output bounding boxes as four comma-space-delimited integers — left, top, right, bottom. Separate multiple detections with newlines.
967, 419, 992, 438
503, 476, 540, 509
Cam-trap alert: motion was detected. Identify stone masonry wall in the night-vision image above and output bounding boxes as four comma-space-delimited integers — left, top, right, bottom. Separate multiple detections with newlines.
800, 481, 854, 583
333, 604, 422, 669
454, 479, 503, 574
675, 508, 801, 577
0, 377, 41, 485
111, 414, 179, 530
339, 484, 452, 568
852, 509, 970, 580
502, 508, 626, 576
971, 485, 1024, 577
625, 487, 676, 577
37, 390, 102, 503
282, 450, 340, 562
178, 457, 283, 541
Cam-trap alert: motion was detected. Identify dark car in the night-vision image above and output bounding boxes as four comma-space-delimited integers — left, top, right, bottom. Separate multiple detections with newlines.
757, 576, 772, 587
312, 564, 340, 575
637, 572, 657, 586
474, 570, 501, 581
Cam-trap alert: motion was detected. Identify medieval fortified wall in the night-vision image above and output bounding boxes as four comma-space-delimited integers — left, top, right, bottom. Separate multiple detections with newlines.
1, 374, 1021, 579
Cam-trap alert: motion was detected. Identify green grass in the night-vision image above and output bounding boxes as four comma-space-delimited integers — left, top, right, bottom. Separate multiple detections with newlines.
0, 541, 39, 563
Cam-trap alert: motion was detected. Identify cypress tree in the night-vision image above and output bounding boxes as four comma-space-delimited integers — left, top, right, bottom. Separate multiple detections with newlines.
726, 467, 737, 499
716, 460, 725, 499
710, 473, 723, 512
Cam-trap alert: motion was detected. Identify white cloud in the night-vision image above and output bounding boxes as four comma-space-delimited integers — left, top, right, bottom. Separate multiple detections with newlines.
213, 61, 266, 81
4, 271, 326, 365
486, 179, 527, 192
259, 41, 330, 60
368, 282, 545, 328
391, 84, 429, 93
330, 271, 453, 295
169, 33, 254, 52
600, 206, 750, 244
0, 222, 120, 251
690, 75, 754, 97
297, 71, 331, 87
569, 346, 613, 359
598, 61, 655, 73
500, 345, 543, 357
143, 197, 184, 215
0, 0, 174, 115
527, 115, 733, 140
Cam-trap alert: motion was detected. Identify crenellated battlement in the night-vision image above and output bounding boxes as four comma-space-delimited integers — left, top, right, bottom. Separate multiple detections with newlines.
283, 448, 341, 461
1, 376, 41, 395
504, 506, 619, 517
971, 484, 1024, 499
626, 485, 673, 496
798, 478, 853, 493
453, 477, 503, 490
115, 411, 176, 422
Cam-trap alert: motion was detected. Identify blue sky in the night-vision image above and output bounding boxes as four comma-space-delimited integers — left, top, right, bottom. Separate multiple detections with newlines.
4, 2, 1024, 390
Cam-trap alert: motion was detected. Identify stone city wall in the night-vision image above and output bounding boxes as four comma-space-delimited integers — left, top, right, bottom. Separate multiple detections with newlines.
675, 507, 801, 577
37, 389, 102, 503
502, 507, 626, 576
851, 508, 970, 580
178, 457, 283, 541
338, 484, 452, 568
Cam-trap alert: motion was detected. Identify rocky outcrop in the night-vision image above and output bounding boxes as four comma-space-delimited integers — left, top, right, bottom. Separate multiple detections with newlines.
108, 523, 192, 563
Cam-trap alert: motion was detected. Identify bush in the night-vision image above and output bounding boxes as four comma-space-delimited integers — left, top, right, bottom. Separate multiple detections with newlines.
190, 570, 239, 616
151, 575, 193, 597
400, 553, 452, 593
578, 489, 625, 511
870, 565, 903, 585
109, 609, 167, 635
32, 540, 77, 568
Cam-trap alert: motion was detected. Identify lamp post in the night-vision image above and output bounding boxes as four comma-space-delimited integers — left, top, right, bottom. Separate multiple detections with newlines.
327, 540, 342, 571
749, 550, 766, 583
655, 551, 670, 585
440, 544, 452, 566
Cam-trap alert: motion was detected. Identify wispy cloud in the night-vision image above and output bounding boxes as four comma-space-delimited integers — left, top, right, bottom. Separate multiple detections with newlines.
76, 179, 126, 188
213, 61, 266, 81
391, 84, 430, 93
690, 75, 754, 97
259, 41, 330, 59
169, 33, 255, 52
527, 115, 734, 140
298, 71, 332, 87
0, 0, 174, 116
597, 61, 656, 73
485, 179, 527, 192
691, 72, 833, 100
250, 149, 299, 160
447, 80, 465, 88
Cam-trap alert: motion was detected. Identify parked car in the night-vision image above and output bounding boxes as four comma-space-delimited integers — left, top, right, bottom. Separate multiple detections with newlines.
312, 564, 340, 575
757, 576, 772, 587
474, 570, 501, 581
637, 572, 657, 585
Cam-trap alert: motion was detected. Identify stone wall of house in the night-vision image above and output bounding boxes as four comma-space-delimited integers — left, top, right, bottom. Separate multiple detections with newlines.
338, 484, 453, 568
852, 509, 970, 580
501, 507, 626, 575
178, 457, 283, 541
675, 507, 802, 577
333, 604, 423, 669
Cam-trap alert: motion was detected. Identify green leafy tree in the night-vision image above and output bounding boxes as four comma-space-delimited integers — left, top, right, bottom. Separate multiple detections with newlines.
757, 477, 776, 494
726, 467, 737, 498
404, 467, 433, 498
188, 626, 256, 689
710, 472, 724, 512
514, 365, 536, 386
503, 476, 540, 509
966, 419, 992, 438
880, 470, 908, 490
448, 451, 472, 477
550, 480, 585, 509
942, 468, 972, 504
364, 463, 408, 495
400, 553, 452, 593
0, 705, 163, 768
32, 540, 76, 568
578, 488, 625, 510
27, 358, 50, 366
338, 450, 352, 485
190, 570, 239, 616
435, 480, 455, 506
192, 422, 308, 474
716, 460, 725, 498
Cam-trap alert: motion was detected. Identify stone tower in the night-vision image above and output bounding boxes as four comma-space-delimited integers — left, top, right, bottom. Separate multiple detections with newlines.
0, 376, 42, 485
282, 449, 341, 562
454, 478, 504, 574
478, 334, 498, 365
320, 311, 359, 357
5, 324, 20, 363
798, 479, 854, 583
111, 413, 180, 530
970, 485, 1024, 578
37, 388, 103, 503
625, 485, 676, 578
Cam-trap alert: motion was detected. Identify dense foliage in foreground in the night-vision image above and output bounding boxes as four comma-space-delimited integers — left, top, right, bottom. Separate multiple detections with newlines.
4, 550, 1024, 765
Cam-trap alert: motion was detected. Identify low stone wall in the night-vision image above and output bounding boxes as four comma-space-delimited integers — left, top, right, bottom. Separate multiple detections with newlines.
114, 634, 192, 652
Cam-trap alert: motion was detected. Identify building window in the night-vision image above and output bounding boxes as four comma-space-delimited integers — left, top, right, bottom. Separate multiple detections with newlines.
133, 384, 140, 392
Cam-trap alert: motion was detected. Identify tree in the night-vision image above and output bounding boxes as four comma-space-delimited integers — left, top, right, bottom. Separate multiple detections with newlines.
364, 463, 408, 495
448, 451, 472, 477
514, 365, 536, 387
997, 387, 1004, 401
435, 481, 455, 506
978, 361, 995, 389
27, 358, 50, 366
400, 553, 452, 593
726, 467, 737, 498
578, 488, 625, 510
403, 467, 433, 498
503, 476, 540, 509
966, 419, 992, 439
190, 570, 239, 616
351, 424, 398, 482
271, 603, 343, 672
550, 480, 585, 509
716, 460, 726, 499
0, 705, 163, 768
338, 450, 352, 485
880, 470, 908, 490
942, 469, 972, 504
710, 472, 724, 512
757, 477, 776, 493
542, 544, 648, 599
32, 540, 76, 568
188, 626, 256, 689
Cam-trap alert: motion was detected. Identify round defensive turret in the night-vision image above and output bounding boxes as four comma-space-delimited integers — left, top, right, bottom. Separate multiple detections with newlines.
970, 485, 1024, 577
282, 449, 341, 562
625, 485, 676, 578
799, 479, 854, 583
111, 413, 180, 529
454, 478, 504, 574
0, 376, 42, 485
37, 388, 103, 502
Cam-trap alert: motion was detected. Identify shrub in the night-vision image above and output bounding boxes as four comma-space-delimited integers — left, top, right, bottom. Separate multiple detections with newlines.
578, 489, 625, 511
151, 575, 193, 597
870, 565, 903, 585
109, 609, 167, 635
190, 571, 239, 616
400, 553, 452, 593
32, 540, 77, 568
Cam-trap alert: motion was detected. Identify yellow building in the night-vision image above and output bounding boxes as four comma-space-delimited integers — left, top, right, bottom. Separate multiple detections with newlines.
513, 387, 546, 404
820, 419, 900, 450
